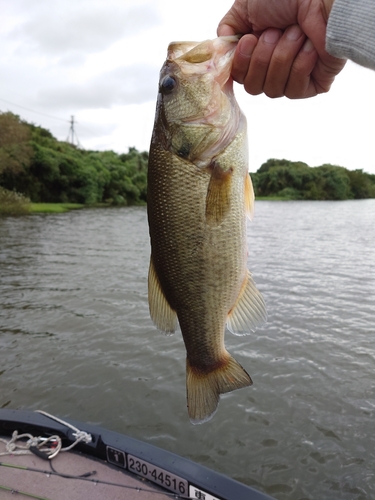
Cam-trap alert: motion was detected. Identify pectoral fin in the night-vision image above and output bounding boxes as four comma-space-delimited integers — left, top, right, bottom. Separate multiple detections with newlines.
205, 163, 233, 225
245, 173, 255, 221
148, 256, 177, 334
227, 270, 267, 335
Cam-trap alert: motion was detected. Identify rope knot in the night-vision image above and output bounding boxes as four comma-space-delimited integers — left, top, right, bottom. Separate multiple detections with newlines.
73, 431, 92, 444
6, 442, 16, 453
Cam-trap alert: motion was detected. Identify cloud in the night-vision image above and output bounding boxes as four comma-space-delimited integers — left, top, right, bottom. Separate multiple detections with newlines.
9, 1, 161, 59
35, 63, 159, 111
3, 0, 375, 173
2, 0, 162, 114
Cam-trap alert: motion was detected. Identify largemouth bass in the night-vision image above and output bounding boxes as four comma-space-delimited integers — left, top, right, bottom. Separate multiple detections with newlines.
147, 36, 266, 424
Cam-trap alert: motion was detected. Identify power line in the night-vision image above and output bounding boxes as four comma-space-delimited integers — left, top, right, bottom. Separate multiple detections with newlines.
1, 97, 84, 148
0, 97, 68, 123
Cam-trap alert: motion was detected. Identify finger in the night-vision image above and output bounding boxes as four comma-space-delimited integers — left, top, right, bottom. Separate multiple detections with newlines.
310, 51, 347, 95
217, 23, 237, 37
262, 25, 306, 98
284, 38, 320, 98
217, 3, 255, 38
242, 28, 283, 95
231, 35, 258, 84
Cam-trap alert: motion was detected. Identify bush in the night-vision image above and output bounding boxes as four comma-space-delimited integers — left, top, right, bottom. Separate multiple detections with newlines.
0, 186, 30, 215
252, 160, 375, 200
0, 112, 149, 206
3, 111, 374, 204
276, 187, 302, 199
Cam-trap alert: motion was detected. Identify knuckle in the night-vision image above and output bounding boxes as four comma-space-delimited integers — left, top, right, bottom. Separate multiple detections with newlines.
251, 54, 271, 69
232, 69, 246, 85
265, 90, 284, 99
243, 72, 265, 96
285, 90, 302, 99
264, 82, 285, 98
270, 52, 290, 68
244, 81, 262, 96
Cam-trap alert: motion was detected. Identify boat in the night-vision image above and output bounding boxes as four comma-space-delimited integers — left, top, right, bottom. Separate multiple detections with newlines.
0, 409, 275, 500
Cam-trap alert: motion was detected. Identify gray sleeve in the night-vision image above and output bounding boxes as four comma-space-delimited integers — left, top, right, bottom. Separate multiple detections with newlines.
326, 0, 375, 70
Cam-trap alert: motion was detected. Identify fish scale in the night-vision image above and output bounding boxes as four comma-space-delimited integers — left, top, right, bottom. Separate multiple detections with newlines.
147, 36, 267, 424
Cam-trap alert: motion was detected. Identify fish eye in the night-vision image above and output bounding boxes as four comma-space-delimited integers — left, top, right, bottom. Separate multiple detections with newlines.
160, 75, 177, 94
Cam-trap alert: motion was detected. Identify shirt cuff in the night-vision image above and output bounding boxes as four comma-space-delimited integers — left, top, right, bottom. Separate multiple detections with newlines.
326, 0, 375, 70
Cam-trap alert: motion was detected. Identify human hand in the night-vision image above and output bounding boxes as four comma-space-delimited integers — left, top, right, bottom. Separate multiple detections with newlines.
217, 0, 346, 98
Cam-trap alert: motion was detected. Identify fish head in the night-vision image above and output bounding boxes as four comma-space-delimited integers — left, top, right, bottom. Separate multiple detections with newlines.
152, 36, 242, 166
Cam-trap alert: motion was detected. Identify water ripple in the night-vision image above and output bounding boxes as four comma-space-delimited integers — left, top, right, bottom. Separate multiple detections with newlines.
1, 201, 375, 499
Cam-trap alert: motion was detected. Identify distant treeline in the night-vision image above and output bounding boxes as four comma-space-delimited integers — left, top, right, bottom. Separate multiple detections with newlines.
251, 158, 375, 200
0, 111, 147, 206
1, 112, 375, 207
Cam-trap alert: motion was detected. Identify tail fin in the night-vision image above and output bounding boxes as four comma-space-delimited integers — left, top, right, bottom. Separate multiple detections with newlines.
186, 354, 252, 424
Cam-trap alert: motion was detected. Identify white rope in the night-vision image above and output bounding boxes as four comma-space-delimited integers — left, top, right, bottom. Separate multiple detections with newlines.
0, 411, 92, 460
35, 410, 92, 458
0, 430, 62, 458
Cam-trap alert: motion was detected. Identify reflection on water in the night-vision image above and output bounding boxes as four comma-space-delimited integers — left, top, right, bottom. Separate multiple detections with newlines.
1, 201, 375, 500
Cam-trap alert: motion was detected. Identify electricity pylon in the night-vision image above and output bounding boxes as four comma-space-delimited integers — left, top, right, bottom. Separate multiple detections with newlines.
66, 115, 81, 147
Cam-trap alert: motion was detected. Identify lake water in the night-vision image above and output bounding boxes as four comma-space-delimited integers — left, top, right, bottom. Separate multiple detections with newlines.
1, 200, 375, 500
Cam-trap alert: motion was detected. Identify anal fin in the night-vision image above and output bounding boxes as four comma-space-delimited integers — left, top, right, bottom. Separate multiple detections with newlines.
148, 256, 177, 334
227, 270, 267, 335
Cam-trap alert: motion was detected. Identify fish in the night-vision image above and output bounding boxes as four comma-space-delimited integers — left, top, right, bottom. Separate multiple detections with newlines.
147, 36, 267, 424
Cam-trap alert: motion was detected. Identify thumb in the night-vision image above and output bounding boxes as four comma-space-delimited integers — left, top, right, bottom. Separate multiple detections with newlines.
217, 23, 238, 36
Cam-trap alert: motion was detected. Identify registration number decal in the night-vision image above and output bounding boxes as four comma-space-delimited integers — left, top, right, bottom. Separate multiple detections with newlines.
127, 454, 188, 496
106, 446, 220, 498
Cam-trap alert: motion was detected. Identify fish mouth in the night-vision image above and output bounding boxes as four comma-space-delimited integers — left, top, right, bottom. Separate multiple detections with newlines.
167, 35, 240, 60
163, 36, 239, 98
164, 37, 239, 103
167, 41, 201, 60
167, 37, 239, 82
160, 37, 242, 165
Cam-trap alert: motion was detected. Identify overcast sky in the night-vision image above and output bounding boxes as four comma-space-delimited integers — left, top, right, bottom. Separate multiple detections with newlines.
2, 0, 375, 174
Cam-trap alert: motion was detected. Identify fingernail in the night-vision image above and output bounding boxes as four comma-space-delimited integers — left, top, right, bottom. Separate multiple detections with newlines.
286, 25, 302, 41
263, 29, 280, 44
238, 36, 255, 58
303, 38, 314, 52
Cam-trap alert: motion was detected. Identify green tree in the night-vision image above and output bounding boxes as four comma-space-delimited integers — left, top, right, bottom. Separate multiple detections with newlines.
0, 113, 148, 205
0, 112, 33, 175
252, 159, 375, 200
347, 169, 375, 198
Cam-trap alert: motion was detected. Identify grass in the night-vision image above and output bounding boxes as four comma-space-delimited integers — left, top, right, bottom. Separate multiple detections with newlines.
30, 203, 84, 213
0, 187, 31, 215
5, 196, 287, 216
256, 196, 293, 201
